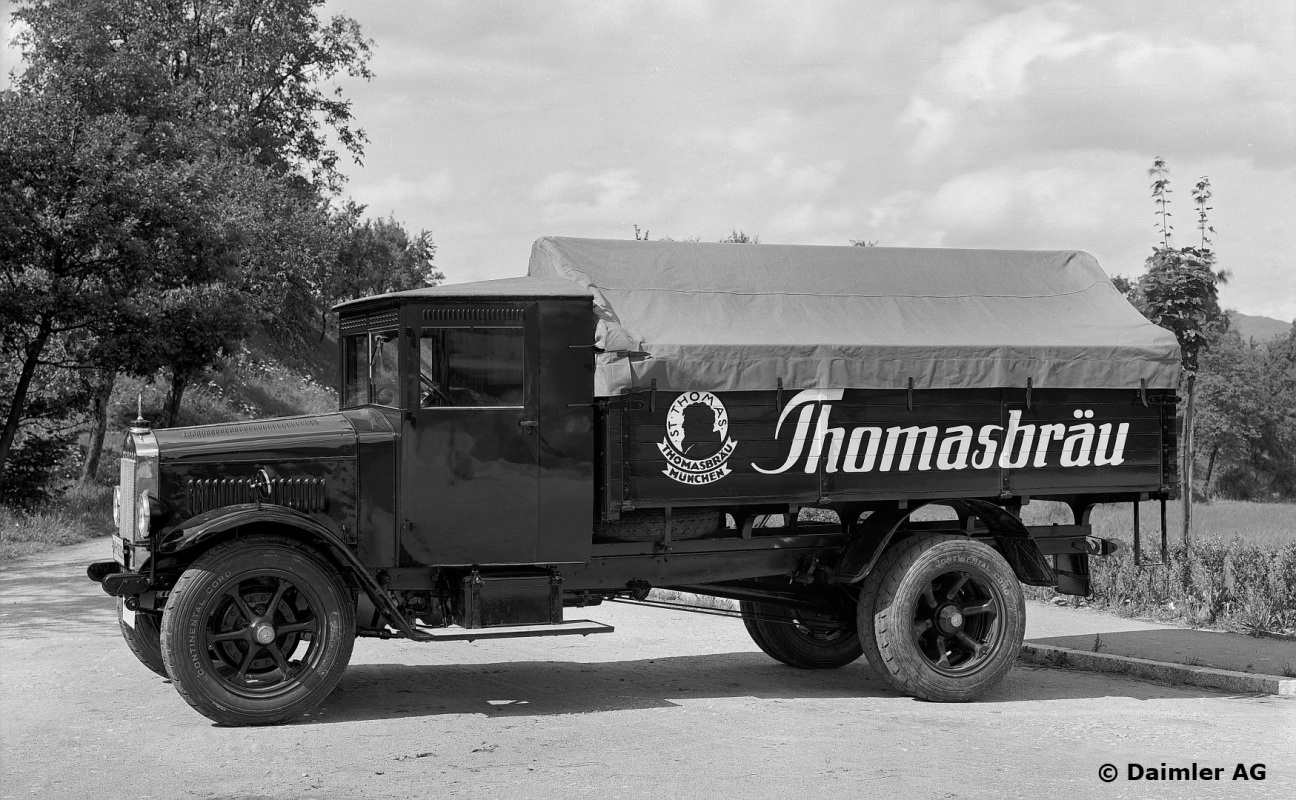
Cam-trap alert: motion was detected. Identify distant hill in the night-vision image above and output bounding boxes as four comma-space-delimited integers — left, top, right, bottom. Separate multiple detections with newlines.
1228, 312, 1292, 342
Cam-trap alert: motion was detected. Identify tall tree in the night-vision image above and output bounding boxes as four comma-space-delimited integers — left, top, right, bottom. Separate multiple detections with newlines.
2, 0, 374, 480
13, 0, 372, 190
1136, 157, 1227, 542
0, 92, 230, 472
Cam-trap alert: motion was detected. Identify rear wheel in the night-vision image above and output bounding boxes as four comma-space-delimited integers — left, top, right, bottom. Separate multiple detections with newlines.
118, 598, 166, 677
857, 534, 1024, 702
740, 600, 864, 669
160, 535, 355, 726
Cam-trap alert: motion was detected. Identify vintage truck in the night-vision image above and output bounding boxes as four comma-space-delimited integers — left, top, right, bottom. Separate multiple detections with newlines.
88, 237, 1180, 725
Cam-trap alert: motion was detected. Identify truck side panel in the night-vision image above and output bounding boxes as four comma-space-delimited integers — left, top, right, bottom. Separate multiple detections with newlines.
608, 387, 1168, 511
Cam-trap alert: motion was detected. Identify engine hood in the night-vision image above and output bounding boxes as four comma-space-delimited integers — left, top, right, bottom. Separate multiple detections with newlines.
142, 408, 394, 464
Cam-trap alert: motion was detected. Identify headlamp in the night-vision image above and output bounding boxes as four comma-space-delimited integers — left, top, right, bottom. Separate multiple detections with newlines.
136, 491, 164, 539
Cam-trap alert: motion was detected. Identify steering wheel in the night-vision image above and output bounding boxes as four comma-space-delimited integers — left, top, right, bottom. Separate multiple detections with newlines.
419, 374, 453, 407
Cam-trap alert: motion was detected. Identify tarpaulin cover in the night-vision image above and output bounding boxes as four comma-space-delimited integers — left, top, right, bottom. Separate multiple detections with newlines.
527, 236, 1181, 398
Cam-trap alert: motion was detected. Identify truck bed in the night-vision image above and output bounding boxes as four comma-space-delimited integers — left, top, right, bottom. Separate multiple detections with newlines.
599, 386, 1174, 517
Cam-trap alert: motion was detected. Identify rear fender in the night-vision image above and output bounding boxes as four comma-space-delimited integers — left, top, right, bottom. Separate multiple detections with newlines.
831, 499, 1055, 586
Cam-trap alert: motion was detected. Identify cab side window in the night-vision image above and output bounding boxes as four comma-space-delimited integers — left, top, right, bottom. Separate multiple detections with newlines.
342, 333, 369, 408
342, 330, 400, 408
420, 327, 524, 408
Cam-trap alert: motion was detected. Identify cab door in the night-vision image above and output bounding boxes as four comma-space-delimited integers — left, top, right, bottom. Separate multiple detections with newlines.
399, 303, 540, 565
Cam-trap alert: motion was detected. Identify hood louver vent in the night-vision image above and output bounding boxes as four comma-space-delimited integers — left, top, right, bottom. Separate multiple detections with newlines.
187, 477, 328, 514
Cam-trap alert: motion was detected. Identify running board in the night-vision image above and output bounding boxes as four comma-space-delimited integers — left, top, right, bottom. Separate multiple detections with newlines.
415, 619, 614, 642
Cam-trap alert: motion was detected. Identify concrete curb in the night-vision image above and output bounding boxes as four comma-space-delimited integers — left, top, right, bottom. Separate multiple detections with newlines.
1019, 643, 1296, 696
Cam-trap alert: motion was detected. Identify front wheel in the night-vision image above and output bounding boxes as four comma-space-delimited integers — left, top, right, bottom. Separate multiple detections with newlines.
857, 534, 1024, 702
741, 601, 864, 669
159, 535, 355, 726
118, 598, 166, 677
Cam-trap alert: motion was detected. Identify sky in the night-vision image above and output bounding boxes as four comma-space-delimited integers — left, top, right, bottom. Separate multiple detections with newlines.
4, 1, 1294, 319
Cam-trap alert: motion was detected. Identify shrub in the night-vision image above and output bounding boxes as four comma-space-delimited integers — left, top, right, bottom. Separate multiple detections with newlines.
0, 432, 76, 510
1069, 535, 1296, 635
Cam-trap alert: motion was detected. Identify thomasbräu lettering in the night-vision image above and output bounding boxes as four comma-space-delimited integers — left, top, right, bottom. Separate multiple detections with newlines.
754, 390, 1128, 476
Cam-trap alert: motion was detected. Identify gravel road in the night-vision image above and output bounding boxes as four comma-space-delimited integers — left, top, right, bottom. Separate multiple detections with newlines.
3, 540, 1293, 799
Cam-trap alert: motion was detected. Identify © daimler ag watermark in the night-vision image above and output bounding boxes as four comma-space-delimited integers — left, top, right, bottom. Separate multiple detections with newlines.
1098, 762, 1266, 783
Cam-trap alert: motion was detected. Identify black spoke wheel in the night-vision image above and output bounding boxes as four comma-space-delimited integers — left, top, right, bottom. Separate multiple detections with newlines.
741, 601, 865, 670
117, 598, 167, 677
160, 535, 354, 726
857, 533, 1024, 702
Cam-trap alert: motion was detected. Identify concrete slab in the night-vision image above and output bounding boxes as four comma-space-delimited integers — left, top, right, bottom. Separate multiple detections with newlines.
1022, 600, 1296, 696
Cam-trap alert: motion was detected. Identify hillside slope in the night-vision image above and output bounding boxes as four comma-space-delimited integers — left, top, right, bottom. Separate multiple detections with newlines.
1229, 311, 1292, 342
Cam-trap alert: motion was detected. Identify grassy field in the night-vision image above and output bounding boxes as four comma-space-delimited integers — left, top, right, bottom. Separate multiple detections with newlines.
1021, 499, 1296, 549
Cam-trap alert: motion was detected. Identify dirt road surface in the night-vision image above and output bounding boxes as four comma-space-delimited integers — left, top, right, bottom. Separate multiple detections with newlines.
3, 540, 1293, 799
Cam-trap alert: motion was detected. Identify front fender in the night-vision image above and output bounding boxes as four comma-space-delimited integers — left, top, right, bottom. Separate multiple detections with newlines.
147, 503, 431, 641
154, 503, 347, 558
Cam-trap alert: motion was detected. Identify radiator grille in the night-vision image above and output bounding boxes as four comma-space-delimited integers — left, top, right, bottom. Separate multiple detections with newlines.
187, 477, 328, 514
118, 457, 136, 540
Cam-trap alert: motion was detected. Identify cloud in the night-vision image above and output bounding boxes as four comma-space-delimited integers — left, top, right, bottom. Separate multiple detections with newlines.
352, 170, 455, 211
900, 2, 1296, 166
316, 0, 1292, 318
531, 168, 656, 225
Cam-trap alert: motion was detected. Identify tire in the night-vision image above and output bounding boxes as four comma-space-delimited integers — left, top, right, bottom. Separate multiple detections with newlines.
856, 534, 1024, 702
740, 600, 864, 669
118, 598, 167, 677
159, 535, 355, 726
594, 508, 721, 543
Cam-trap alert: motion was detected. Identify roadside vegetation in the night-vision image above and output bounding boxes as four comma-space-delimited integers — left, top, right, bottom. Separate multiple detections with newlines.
0, 341, 338, 562
1020, 501, 1296, 636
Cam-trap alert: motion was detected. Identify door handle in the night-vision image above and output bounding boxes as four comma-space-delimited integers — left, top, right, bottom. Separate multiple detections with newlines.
518, 419, 539, 429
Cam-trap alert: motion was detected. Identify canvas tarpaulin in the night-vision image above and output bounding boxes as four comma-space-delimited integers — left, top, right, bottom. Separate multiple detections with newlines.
528, 236, 1181, 398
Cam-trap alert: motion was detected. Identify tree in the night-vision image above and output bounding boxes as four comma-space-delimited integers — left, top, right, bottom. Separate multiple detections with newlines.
1, 0, 375, 483
0, 92, 231, 473
315, 203, 441, 337
1196, 326, 1296, 499
1135, 157, 1227, 542
13, 0, 372, 190
850, 238, 878, 247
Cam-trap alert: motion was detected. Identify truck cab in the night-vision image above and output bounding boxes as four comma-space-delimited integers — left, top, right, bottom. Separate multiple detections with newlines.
336, 276, 596, 569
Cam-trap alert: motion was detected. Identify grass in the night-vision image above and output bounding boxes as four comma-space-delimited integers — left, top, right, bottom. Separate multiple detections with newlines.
0, 483, 114, 562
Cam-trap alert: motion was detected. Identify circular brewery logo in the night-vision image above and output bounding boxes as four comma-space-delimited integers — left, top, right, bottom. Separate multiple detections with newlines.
657, 391, 738, 485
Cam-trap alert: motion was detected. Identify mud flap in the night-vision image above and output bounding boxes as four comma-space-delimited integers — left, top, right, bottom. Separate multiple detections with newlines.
1052, 552, 1091, 596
